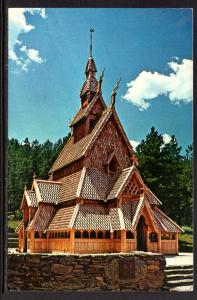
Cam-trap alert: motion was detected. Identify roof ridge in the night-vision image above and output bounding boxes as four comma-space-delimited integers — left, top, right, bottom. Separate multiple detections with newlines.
131, 197, 145, 231
36, 179, 62, 184
144, 186, 162, 205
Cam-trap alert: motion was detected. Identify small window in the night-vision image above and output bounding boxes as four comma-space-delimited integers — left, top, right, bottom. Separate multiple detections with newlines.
67, 231, 70, 238
57, 232, 61, 238
34, 231, 39, 239
61, 232, 64, 238
75, 231, 81, 239
64, 231, 68, 239
161, 233, 170, 240
90, 231, 96, 239
55, 232, 58, 238
97, 231, 103, 239
42, 232, 46, 239
126, 231, 134, 239
170, 233, 176, 240
82, 231, 89, 238
105, 231, 111, 239
149, 232, 158, 242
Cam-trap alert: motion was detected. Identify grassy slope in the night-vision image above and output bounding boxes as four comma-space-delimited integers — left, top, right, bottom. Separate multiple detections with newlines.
179, 226, 193, 252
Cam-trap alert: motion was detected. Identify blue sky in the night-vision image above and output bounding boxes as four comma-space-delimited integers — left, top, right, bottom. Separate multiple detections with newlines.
8, 8, 192, 153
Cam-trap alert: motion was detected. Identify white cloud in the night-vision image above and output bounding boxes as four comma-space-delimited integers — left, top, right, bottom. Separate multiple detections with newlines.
130, 140, 140, 151
122, 59, 193, 110
20, 45, 43, 64
8, 8, 46, 72
162, 133, 172, 144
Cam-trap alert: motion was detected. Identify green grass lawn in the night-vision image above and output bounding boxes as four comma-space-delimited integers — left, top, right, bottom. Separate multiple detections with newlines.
8, 220, 21, 233
179, 226, 193, 252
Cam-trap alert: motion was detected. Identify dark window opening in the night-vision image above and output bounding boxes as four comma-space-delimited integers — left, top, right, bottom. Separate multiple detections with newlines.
97, 231, 103, 239
90, 231, 96, 239
82, 231, 89, 238
34, 231, 39, 239
42, 232, 47, 239
126, 231, 134, 239
75, 231, 81, 239
105, 231, 111, 239
149, 232, 158, 242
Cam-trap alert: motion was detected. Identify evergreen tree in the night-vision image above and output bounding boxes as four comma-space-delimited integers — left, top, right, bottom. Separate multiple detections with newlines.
136, 127, 192, 226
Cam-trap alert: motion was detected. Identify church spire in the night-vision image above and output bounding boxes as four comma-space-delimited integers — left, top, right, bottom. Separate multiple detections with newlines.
80, 29, 98, 103
90, 28, 94, 57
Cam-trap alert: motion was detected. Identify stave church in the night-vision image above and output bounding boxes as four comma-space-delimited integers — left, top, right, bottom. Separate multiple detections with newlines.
16, 30, 183, 254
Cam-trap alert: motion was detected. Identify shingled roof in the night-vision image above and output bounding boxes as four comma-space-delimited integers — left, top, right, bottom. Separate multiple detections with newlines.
33, 179, 61, 205
73, 204, 111, 230
26, 203, 56, 232
50, 108, 112, 173
59, 169, 83, 203
153, 207, 183, 233
47, 205, 76, 230
50, 106, 135, 174
70, 94, 107, 127
21, 190, 38, 209
144, 186, 162, 205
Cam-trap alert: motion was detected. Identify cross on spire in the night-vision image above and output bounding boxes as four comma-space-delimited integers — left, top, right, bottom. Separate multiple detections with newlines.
90, 28, 95, 57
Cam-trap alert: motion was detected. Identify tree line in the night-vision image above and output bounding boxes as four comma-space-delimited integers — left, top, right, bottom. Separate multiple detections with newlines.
8, 127, 192, 226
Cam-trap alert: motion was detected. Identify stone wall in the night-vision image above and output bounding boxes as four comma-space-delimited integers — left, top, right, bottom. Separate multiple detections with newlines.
7, 252, 165, 291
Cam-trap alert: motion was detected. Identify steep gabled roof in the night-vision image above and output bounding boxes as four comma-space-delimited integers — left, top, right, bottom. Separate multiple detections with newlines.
69, 94, 107, 127
59, 169, 84, 203
33, 179, 61, 205
122, 197, 145, 231
49, 108, 112, 173
153, 207, 183, 233
20, 190, 38, 209
26, 203, 56, 232
50, 106, 136, 174
80, 167, 110, 201
107, 166, 135, 200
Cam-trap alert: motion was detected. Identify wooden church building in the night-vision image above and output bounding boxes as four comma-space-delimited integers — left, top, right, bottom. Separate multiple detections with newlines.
16, 31, 183, 255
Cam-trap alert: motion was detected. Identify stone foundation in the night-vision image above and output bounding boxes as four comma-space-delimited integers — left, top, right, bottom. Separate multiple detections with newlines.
7, 252, 165, 291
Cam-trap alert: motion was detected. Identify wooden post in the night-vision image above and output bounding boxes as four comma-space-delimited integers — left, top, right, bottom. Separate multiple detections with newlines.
157, 232, 161, 253
70, 229, 75, 253
110, 231, 113, 253
134, 231, 137, 250
146, 228, 150, 252
29, 231, 34, 253
120, 230, 126, 253
176, 233, 179, 254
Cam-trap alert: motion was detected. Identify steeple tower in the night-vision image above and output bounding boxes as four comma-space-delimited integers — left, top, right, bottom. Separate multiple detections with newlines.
80, 29, 98, 106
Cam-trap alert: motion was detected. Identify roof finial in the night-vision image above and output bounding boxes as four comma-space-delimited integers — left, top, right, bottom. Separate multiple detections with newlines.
97, 68, 105, 93
90, 28, 95, 57
33, 172, 36, 180
110, 78, 121, 107
24, 185, 27, 191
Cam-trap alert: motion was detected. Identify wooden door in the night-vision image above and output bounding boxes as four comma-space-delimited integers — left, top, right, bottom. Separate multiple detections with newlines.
136, 215, 147, 251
